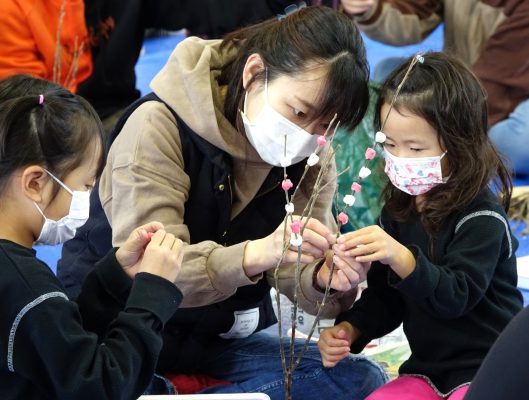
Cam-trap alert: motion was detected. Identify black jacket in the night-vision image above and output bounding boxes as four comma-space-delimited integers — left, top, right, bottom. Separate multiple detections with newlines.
0, 240, 182, 400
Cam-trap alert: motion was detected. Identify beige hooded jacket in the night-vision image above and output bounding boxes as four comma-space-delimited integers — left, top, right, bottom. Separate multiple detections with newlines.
99, 37, 356, 315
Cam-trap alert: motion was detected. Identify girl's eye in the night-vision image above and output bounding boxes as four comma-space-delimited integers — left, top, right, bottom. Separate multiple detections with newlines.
293, 108, 305, 118
383, 143, 395, 148
410, 148, 423, 152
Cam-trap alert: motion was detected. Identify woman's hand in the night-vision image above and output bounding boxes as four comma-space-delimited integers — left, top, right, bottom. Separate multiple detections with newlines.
243, 216, 336, 277
316, 248, 371, 292
337, 226, 416, 279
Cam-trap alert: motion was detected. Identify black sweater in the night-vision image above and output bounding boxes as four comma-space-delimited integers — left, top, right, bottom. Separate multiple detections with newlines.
0, 240, 182, 400
336, 190, 523, 394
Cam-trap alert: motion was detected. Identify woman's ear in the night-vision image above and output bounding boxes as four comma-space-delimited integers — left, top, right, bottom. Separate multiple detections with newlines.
20, 166, 50, 204
242, 53, 265, 91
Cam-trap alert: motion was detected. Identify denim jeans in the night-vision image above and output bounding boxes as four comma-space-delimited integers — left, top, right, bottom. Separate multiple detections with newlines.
195, 331, 388, 400
489, 98, 529, 177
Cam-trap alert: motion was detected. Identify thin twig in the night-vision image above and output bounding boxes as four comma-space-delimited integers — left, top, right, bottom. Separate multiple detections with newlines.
63, 39, 84, 90
53, 0, 67, 84
285, 120, 342, 376
274, 115, 347, 399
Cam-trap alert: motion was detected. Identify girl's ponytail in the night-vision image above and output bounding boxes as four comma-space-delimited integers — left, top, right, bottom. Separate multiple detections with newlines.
0, 75, 105, 196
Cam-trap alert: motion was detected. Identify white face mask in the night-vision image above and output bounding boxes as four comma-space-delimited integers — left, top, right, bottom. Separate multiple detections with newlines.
33, 170, 91, 245
240, 75, 318, 167
384, 150, 447, 196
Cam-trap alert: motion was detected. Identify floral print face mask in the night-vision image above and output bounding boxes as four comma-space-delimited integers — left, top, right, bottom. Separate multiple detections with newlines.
384, 150, 447, 195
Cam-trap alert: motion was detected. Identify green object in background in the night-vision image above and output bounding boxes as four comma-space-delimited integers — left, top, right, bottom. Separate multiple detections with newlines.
363, 341, 411, 380
333, 82, 386, 232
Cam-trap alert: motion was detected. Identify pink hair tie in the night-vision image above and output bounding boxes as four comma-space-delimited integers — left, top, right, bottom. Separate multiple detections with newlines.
38, 94, 44, 105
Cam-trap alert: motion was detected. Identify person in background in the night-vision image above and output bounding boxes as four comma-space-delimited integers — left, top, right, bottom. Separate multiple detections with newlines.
318, 52, 523, 400
0, 0, 92, 92
0, 0, 299, 135
59, 5, 388, 399
0, 75, 184, 399
79, 0, 300, 134
463, 305, 529, 399
341, 0, 529, 177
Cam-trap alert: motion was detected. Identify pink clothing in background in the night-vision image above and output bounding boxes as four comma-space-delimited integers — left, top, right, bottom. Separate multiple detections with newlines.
366, 376, 469, 400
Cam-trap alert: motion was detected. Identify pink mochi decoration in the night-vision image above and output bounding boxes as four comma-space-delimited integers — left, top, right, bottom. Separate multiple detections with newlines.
351, 182, 362, 193
365, 148, 376, 160
290, 220, 301, 234
337, 212, 349, 225
282, 179, 293, 191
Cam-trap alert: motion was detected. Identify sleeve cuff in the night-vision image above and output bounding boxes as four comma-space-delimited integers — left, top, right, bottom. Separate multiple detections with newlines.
208, 241, 262, 294
300, 261, 327, 300
126, 273, 183, 325
95, 248, 133, 305
297, 261, 348, 318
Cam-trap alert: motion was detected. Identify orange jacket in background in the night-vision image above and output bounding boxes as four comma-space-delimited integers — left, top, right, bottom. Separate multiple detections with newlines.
0, 0, 92, 92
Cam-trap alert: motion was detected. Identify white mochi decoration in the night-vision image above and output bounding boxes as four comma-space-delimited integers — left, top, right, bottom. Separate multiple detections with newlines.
307, 153, 320, 166
343, 194, 356, 206
359, 166, 372, 179
285, 203, 295, 214
375, 131, 387, 143
290, 233, 303, 247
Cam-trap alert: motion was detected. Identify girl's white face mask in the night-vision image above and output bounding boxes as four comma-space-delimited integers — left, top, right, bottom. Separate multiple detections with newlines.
240, 75, 318, 167
33, 170, 90, 246
384, 149, 447, 196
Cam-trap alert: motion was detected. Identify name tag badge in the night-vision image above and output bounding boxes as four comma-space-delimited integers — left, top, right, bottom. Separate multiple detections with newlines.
219, 307, 260, 339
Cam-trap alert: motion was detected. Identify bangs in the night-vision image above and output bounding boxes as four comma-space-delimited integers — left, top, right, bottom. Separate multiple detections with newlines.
310, 54, 369, 132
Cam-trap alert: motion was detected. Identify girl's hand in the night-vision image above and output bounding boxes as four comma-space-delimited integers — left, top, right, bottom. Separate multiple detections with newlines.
337, 226, 416, 279
316, 250, 371, 292
341, 0, 376, 16
138, 229, 184, 283
116, 221, 165, 279
318, 321, 358, 367
243, 216, 336, 277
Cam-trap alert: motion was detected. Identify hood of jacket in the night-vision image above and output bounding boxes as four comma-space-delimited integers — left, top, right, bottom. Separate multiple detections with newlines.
150, 37, 280, 217
150, 36, 266, 164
